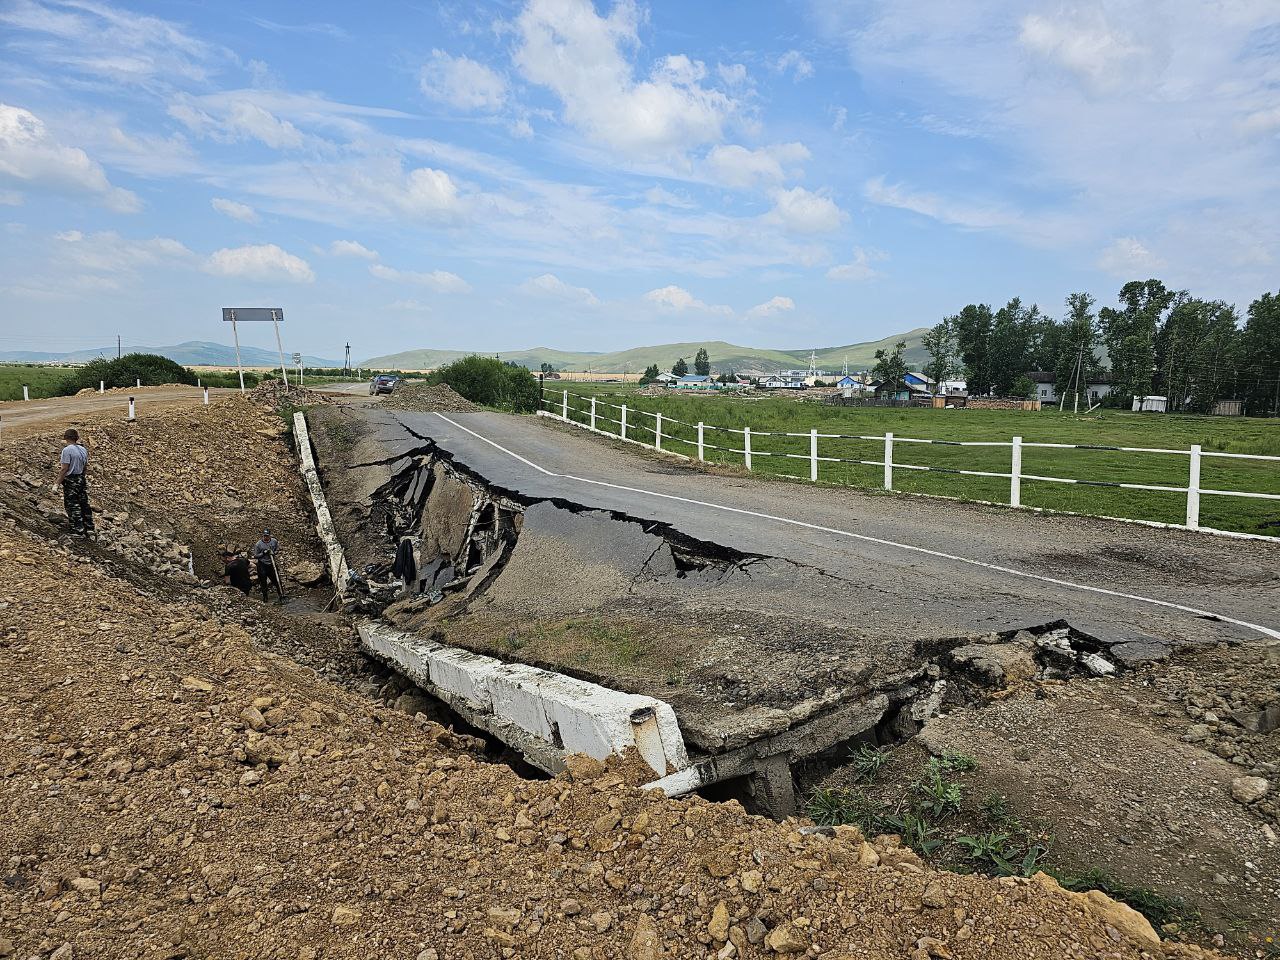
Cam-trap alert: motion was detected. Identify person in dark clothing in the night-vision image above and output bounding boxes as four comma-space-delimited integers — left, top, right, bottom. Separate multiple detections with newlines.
221, 549, 253, 595
55, 428, 95, 537
252, 530, 284, 602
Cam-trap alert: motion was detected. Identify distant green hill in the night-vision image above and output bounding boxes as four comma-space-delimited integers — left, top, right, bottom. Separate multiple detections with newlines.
362, 329, 929, 374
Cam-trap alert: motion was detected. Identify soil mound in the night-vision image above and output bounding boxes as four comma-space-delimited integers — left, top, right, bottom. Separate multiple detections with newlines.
382, 381, 478, 413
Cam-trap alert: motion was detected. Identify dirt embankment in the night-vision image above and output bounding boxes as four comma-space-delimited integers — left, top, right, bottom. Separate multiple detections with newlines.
0, 395, 1226, 959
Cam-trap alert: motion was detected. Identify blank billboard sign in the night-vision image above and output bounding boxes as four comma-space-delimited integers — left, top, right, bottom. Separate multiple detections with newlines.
222, 307, 284, 322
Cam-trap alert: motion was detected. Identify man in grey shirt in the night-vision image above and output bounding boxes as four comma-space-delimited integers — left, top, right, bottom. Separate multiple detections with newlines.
55, 428, 94, 537
252, 529, 284, 602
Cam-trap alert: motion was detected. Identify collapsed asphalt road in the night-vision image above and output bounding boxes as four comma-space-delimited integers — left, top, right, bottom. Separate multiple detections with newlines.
337, 405, 1280, 652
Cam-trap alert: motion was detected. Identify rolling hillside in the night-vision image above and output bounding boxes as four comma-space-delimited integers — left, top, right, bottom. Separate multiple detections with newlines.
362, 328, 929, 374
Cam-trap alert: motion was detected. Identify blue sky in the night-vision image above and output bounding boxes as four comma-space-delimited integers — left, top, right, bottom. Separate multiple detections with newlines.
1, 0, 1278, 362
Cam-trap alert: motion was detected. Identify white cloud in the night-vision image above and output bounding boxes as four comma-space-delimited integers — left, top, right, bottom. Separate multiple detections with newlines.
211, 197, 258, 223
764, 186, 845, 233
0, 103, 139, 212
204, 244, 315, 282
513, 0, 735, 156
369, 263, 470, 293
642, 184, 694, 208
0, 189, 22, 206
420, 50, 508, 111
169, 97, 305, 149
827, 246, 887, 281
1097, 237, 1165, 277
55, 230, 194, 273
773, 49, 814, 81
329, 239, 379, 260
643, 285, 732, 315
863, 176, 1016, 231
0, 0, 222, 85
717, 63, 748, 86
1019, 11, 1152, 96
744, 296, 795, 322
705, 143, 809, 189
520, 272, 599, 305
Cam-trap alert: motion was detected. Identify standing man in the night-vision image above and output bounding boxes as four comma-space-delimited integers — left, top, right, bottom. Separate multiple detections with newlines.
252, 529, 284, 603
54, 428, 95, 537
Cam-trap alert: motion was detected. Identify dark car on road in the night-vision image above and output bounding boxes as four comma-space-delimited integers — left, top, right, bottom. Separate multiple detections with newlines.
370, 375, 397, 395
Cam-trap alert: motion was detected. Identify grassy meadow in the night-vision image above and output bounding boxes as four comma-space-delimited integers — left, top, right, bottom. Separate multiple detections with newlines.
542, 382, 1280, 536
0, 364, 76, 401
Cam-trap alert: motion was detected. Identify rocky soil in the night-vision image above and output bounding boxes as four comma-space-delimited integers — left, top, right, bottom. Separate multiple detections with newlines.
0, 526, 1221, 960
0, 393, 1230, 960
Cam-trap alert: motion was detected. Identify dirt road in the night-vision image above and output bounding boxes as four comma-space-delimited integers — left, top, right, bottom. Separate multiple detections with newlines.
0, 385, 235, 438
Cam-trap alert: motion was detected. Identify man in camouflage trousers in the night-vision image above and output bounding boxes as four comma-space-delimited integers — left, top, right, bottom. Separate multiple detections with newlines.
55, 428, 95, 537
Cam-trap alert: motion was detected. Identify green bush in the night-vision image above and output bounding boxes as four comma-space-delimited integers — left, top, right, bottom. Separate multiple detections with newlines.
428, 355, 540, 412
59, 354, 197, 394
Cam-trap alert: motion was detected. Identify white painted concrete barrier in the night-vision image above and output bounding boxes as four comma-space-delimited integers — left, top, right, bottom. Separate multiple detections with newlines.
357, 620, 689, 778
293, 411, 349, 588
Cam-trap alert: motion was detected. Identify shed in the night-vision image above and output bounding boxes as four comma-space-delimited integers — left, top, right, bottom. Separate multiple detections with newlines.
1132, 395, 1168, 413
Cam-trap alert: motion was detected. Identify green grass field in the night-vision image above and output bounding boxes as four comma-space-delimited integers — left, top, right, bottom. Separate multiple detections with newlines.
0, 364, 75, 401
542, 382, 1280, 536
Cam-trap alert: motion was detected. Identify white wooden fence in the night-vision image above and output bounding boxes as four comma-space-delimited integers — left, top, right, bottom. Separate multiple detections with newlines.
540, 389, 1280, 538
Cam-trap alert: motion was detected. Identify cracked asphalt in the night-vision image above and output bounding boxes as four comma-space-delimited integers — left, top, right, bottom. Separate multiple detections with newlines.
354, 406, 1280, 652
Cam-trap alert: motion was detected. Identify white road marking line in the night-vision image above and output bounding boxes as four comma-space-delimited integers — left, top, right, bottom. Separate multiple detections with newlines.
433, 413, 1280, 642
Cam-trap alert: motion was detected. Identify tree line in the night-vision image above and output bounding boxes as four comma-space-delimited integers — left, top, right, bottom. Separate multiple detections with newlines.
922, 281, 1280, 414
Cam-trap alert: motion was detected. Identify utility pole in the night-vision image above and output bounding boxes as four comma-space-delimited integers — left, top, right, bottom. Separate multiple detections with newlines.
1073, 337, 1084, 414
344, 342, 351, 375
117, 335, 121, 359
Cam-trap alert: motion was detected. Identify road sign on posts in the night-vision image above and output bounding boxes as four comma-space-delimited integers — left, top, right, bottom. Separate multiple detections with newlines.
222, 307, 287, 393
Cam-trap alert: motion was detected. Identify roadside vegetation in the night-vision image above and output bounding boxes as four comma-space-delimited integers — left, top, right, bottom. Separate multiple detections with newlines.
430, 355, 539, 412
545, 381, 1280, 535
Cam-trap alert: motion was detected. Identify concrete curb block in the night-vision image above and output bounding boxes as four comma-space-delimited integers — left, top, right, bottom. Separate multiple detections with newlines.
357, 619, 690, 779
293, 411, 349, 589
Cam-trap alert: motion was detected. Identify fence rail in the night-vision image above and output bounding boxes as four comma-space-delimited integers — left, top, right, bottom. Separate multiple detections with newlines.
540, 389, 1280, 538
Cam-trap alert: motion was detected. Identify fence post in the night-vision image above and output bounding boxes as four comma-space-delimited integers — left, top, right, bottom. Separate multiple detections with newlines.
127, 396, 136, 422
589, 397, 597, 431
744, 427, 752, 471
808, 429, 818, 482
655, 412, 663, 453
1187, 444, 1201, 529
99, 381, 104, 393
883, 432, 893, 490
697, 422, 705, 461
1010, 436, 1022, 507
621, 404, 628, 441
203, 386, 209, 406
562, 389, 569, 420
22, 385, 29, 401
136, 378, 141, 388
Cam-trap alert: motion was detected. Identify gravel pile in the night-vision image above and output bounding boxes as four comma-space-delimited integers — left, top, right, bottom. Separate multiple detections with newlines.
382, 381, 478, 413
249, 380, 337, 407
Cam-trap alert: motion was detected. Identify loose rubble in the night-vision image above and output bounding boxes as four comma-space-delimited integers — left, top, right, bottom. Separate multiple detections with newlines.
381, 381, 478, 413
